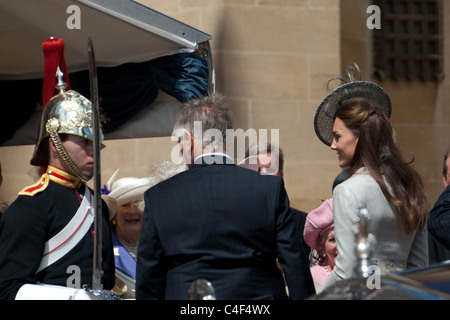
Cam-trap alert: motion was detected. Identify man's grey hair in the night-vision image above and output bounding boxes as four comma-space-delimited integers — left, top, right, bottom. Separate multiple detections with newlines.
151, 161, 187, 184
173, 93, 233, 150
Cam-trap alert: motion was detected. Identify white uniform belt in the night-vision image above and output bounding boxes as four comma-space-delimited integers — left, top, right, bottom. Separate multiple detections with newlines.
36, 186, 94, 274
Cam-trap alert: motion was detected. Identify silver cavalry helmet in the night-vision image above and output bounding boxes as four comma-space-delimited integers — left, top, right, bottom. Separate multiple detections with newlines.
30, 68, 103, 182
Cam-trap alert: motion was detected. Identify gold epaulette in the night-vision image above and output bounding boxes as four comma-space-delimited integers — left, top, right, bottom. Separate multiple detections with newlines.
18, 166, 82, 197
19, 174, 50, 196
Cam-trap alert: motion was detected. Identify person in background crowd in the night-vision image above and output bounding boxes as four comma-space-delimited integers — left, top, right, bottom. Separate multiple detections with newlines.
314, 66, 428, 289
102, 170, 157, 299
136, 93, 315, 300
103, 162, 187, 299
242, 143, 310, 294
303, 169, 348, 293
442, 149, 450, 188
303, 199, 336, 293
428, 148, 450, 255
0, 162, 7, 219
244, 142, 310, 256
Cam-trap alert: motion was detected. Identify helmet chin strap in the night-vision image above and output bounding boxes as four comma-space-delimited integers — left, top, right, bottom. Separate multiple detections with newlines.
47, 120, 90, 183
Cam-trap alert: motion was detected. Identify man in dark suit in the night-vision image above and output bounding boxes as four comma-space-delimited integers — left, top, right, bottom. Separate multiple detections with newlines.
244, 142, 310, 257
428, 149, 450, 255
428, 186, 450, 251
136, 94, 315, 300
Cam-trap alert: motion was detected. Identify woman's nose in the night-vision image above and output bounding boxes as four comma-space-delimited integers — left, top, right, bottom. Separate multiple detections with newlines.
330, 140, 337, 150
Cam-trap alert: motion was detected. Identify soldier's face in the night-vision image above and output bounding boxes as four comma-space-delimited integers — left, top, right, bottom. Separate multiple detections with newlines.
62, 135, 95, 178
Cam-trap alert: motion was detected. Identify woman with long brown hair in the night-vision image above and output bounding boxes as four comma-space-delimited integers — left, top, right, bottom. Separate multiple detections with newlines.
314, 66, 428, 288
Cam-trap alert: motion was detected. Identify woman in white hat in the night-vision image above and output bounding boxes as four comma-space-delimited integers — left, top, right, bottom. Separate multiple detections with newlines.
103, 170, 157, 299
103, 162, 187, 299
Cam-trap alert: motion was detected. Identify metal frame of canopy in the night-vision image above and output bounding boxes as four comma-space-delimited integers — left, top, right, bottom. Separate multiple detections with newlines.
0, 0, 214, 145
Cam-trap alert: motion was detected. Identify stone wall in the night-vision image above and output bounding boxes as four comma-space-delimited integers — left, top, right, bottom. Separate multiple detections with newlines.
2, 0, 447, 214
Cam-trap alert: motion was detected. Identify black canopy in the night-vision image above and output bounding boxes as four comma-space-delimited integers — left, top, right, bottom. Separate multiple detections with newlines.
0, 0, 214, 145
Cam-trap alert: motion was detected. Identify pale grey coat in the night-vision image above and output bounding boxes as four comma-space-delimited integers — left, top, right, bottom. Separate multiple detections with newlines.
324, 168, 428, 289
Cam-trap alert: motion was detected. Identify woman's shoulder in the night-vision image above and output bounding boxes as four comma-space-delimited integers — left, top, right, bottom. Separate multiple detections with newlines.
333, 169, 383, 205
339, 168, 377, 189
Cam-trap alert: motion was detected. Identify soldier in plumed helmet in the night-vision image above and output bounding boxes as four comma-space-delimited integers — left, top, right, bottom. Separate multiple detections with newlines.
0, 38, 115, 299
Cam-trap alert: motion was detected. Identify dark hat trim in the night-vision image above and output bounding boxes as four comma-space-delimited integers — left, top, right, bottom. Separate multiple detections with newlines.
314, 81, 392, 147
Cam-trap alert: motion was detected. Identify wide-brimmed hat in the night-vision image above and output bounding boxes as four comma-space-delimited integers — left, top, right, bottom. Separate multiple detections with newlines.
107, 172, 157, 207
303, 198, 334, 251
102, 169, 157, 219
314, 64, 392, 147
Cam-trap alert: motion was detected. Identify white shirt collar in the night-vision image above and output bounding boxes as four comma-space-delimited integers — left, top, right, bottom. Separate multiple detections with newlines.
194, 153, 234, 164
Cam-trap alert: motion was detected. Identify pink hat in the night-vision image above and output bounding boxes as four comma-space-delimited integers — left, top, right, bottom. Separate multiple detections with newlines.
303, 198, 334, 250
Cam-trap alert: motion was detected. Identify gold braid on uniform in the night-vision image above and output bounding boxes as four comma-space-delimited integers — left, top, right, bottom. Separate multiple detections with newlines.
46, 118, 90, 183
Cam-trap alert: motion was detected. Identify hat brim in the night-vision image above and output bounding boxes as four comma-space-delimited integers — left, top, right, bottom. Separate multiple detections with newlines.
314, 81, 392, 147
108, 179, 154, 207
303, 199, 334, 250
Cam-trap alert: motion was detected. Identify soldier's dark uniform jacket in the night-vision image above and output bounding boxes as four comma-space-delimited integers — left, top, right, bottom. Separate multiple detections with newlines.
0, 166, 115, 300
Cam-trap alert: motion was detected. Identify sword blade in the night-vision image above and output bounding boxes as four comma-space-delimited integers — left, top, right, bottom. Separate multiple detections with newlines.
87, 36, 103, 291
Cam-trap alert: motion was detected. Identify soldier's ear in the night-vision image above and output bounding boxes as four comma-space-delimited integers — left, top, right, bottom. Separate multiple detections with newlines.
49, 137, 57, 153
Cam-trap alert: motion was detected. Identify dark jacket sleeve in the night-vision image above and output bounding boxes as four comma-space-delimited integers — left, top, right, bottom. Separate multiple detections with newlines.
275, 179, 316, 299
428, 186, 450, 250
135, 188, 167, 299
0, 196, 47, 299
0, 195, 115, 299
101, 199, 116, 290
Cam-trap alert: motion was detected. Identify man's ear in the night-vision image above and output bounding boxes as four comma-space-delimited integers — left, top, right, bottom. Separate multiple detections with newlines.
183, 130, 193, 150
182, 131, 195, 167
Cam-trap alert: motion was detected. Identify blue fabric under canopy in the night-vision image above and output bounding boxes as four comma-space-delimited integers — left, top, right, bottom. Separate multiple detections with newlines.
0, 53, 208, 144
